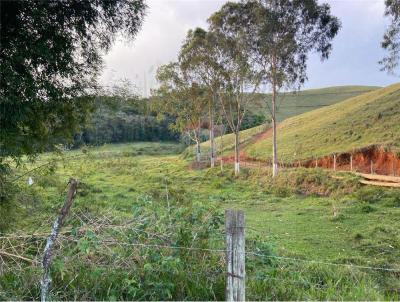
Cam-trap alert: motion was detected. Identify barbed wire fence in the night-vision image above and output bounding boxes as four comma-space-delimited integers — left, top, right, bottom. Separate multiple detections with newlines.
1, 181, 399, 301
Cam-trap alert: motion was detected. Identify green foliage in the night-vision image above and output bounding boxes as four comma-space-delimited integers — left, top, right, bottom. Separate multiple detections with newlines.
153, 62, 207, 145
73, 95, 178, 147
0, 0, 146, 160
0, 163, 17, 232
380, 0, 400, 73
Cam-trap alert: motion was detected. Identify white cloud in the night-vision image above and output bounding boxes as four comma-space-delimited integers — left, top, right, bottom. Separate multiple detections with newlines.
101, 0, 226, 96
101, 0, 397, 95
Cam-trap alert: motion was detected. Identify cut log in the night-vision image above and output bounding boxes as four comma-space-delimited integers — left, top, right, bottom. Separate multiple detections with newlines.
356, 173, 400, 183
360, 180, 400, 188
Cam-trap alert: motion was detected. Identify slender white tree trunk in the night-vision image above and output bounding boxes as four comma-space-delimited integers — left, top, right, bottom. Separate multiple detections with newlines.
196, 140, 201, 163
272, 85, 278, 177
209, 99, 215, 168
234, 130, 240, 176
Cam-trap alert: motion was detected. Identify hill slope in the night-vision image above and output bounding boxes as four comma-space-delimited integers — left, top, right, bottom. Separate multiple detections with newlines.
197, 85, 379, 157
248, 85, 379, 122
244, 83, 400, 162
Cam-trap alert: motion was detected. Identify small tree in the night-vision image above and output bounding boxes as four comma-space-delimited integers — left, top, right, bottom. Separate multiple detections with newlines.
380, 0, 400, 73
208, 15, 260, 175
154, 62, 206, 162
179, 28, 224, 168
217, 0, 340, 177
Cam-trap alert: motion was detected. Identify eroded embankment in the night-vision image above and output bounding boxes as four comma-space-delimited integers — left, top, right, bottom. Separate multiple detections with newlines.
302, 145, 400, 176
219, 145, 400, 176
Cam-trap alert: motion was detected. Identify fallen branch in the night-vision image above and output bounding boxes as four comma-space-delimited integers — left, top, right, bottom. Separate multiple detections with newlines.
0, 250, 36, 264
40, 178, 78, 302
356, 173, 400, 184
360, 179, 400, 188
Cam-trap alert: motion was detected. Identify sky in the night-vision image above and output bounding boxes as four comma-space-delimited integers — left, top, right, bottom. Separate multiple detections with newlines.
100, 0, 398, 97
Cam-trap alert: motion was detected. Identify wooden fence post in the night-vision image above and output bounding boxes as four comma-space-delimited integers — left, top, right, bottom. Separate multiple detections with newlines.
392, 159, 395, 176
41, 178, 78, 302
225, 209, 245, 302
350, 155, 353, 172
333, 154, 336, 171
370, 160, 374, 174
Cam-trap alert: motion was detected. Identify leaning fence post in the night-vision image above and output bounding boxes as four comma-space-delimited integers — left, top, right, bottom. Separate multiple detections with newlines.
225, 209, 245, 302
41, 178, 78, 302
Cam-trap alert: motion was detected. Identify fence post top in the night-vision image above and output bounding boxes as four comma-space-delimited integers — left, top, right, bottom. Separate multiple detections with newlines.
225, 209, 245, 228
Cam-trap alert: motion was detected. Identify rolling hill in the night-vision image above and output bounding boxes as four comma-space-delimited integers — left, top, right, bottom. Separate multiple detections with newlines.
248, 85, 379, 122
244, 83, 400, 162
197, 85, 380, 157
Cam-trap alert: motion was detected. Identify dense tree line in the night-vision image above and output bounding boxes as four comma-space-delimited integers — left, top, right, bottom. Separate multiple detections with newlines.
72, 96, 178, 147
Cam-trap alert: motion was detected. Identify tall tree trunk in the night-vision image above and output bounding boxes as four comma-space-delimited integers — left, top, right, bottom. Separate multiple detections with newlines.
209, 98, 215, 168
234, 130, 240, 176
272, 84, 278, 177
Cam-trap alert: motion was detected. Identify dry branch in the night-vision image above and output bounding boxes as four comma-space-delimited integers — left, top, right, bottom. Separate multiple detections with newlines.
356, 173, 400, 183
40, 178, 78, 302
360, 179, 400, 188
0, 250, 36, 264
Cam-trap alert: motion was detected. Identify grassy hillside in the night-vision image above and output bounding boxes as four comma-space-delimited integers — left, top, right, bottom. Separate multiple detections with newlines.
194, 124, 267, 158
194, 85, 379, 157
245, 83, 400, 162
249, 85, 379, 122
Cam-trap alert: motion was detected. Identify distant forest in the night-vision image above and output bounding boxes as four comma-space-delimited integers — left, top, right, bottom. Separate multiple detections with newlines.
72, 95, 266, 147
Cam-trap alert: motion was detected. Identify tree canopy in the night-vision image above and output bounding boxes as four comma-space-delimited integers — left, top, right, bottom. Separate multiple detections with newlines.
209, 0, 340, 176
0, 0, 146, 161
380, 0, 400, 73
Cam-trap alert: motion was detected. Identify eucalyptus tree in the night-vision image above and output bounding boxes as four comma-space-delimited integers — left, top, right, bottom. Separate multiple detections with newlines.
155, 62, 206, 162
215, 0, 340, 177
380, 0, 400, 73
179, 28, 225, 168
208, 11, 260, 176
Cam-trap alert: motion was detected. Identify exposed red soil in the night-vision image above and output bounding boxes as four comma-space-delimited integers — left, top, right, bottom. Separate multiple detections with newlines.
302, 146, 400, 176
252, 126, 274, 144
219, 143, 400, 177
194, 124, 400, 177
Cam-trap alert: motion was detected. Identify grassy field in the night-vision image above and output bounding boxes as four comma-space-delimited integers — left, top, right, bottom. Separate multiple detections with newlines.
2, 142, 400, 300
249, 85, 379, 122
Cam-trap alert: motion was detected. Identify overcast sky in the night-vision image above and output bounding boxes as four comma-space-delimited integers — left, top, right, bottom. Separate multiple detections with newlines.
100, 0, 398, 96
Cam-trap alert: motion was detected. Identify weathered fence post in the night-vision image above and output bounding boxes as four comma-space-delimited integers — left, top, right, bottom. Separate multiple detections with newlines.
370, 160, 374, 174
225, 209, 245, 302
333, 154, 337, 171
392, 159, 395, 176
350, 154, 353, 172
221, 158, 224, 172
41, 178, 78, 302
